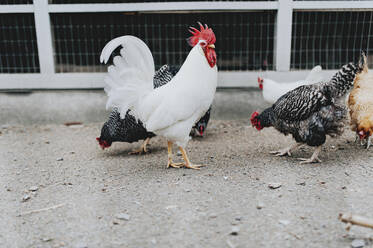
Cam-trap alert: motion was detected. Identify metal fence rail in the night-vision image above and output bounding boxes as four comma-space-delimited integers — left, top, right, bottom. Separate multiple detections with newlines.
1, 0, 373, 89
51, 11, 275, 72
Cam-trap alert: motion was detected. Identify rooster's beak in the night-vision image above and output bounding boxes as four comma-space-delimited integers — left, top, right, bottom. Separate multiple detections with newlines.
208, 44, 215, 49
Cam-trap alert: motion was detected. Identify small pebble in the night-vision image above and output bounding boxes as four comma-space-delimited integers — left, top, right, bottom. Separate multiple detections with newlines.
268, 183, 282, 189
29, 186, 39, 192
279, 219, 290, 226
41, 237, 53, 242
22, 194, 31, 202
208, 213, 218, 219
115, 213, 130, 221
56, 157, 63, 161
351, 239, 365, 248
256, 202, 265, 210
223, 176, 228, 181
230, 226, 240, 235
1, 124, 10, 129
184, 189, 191, 192
235, 217, 242, 221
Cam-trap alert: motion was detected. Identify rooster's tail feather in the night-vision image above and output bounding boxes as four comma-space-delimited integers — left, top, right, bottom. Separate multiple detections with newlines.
100, 36, 155, 118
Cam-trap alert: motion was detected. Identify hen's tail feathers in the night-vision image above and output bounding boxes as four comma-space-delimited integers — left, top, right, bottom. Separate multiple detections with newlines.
305, 65, 323, 84
327, 58, 365, 98
359, 50, 368, 73
100, 36, 155, 118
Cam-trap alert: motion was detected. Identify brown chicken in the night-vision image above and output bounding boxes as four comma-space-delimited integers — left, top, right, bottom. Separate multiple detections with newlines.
348, 53, 373, 149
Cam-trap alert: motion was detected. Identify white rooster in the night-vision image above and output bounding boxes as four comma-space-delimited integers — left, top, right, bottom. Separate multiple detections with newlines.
100, 23, 217, 169
258, 65, 323, 104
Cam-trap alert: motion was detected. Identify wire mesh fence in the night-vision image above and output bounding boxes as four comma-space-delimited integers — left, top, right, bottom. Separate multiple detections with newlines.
0, 13, 39, 73
291, 11, 373, 70
50, 0, 275, 3
0, 0, 33, 4
51, 11, 275, 72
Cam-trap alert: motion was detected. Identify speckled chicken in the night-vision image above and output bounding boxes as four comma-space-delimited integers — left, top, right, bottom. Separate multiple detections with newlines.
97, 64, 212, 153
251, 56, 364, 164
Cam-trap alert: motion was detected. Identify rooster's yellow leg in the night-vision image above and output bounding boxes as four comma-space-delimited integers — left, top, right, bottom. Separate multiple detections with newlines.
178, 146, 204, 170
167, 141, 183, 168
129, 137, 151, 155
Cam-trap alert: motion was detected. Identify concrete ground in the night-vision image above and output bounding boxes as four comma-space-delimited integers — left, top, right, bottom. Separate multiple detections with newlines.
1, 119, 373, 248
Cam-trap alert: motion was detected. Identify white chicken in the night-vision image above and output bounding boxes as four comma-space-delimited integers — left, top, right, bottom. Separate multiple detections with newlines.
258, 65, 323, 103
100, 23, 217, 169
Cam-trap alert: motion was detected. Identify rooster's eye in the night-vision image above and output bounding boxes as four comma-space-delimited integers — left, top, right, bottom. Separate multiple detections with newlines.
199, 41, 207, 47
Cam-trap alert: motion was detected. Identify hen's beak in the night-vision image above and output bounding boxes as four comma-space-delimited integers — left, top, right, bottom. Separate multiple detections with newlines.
208, 44, 215, 49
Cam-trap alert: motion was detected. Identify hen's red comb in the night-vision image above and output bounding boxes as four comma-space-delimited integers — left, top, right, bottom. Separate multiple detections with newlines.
187, 22, 216, 47
250, 111, 259, 122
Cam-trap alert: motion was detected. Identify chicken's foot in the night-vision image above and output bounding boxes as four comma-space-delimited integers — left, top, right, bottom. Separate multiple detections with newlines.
270, 143, 304, 157
178, 146, 204, 170
129, 137, 151, 155
167, 141, 183, 168
298, 146, 322, 164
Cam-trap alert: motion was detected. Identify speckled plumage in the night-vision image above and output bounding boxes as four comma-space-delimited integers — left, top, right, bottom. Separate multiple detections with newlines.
98, 64, 211, 147
257, 62, 363, 147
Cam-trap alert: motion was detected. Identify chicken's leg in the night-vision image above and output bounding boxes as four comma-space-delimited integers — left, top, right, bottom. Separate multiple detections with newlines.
178, 146, 204, 170
270, 143, 304, 157
129, 137, 151, 155
298, 146, 322, 164
367, 136, 371, 149
167, 141, 183, 169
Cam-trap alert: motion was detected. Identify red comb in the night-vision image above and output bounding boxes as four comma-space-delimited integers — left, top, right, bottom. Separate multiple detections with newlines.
187, 22, 216, 47
250, 111, 259, 122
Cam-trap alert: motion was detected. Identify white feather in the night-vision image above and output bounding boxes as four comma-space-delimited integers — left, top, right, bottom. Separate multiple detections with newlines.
100, 36, 155, 118
261, 65, 323, 104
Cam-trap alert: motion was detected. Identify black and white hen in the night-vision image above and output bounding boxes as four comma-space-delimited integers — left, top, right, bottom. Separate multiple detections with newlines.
97, 64, 212, 153
250, 55, 364, 164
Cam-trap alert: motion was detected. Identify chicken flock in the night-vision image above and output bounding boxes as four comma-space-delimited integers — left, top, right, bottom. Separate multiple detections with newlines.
97, 22, 372, 169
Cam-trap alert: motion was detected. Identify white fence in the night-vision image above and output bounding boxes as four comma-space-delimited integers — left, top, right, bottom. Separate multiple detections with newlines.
1, 0, 373, 89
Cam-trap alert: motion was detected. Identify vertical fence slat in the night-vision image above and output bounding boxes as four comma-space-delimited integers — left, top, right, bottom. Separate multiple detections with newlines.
34, 0, 55, 74
275, 0, 292, 71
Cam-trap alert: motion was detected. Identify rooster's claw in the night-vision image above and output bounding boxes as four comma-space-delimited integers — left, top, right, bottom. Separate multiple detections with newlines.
298, 157, 322, 164
270, 150, 291, 157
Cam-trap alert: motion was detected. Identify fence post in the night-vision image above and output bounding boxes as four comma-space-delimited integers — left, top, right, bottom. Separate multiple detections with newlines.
275, 0, 293, 71
34, 0, 55, 74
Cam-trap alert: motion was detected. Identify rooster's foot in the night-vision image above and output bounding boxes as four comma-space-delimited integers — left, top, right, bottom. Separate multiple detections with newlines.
167, 161, 184, 169
178, 146, 205, 170
298, 157, 322, 164
182, 163, 204, 170
270, 149, 292, 157
270, 143, 304, 157
298, 146, 322, 165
